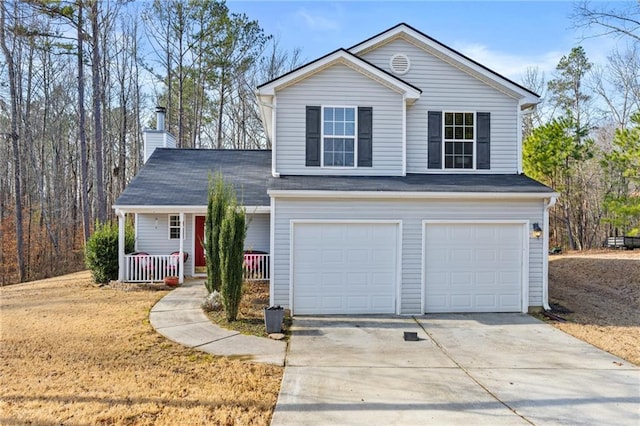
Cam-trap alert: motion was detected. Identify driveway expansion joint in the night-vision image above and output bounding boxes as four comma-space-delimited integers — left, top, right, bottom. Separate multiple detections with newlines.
154, 319, 212, 330
412, 316, 535, 425
192, 332, 242, 348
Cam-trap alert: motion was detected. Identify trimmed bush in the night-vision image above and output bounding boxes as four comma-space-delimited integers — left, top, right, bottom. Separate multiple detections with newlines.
205, 173, 232, 293
219, 203, 246, 322
85, 221, 135, 284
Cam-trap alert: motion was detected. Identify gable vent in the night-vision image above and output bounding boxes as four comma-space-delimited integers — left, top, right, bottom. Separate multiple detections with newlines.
389, 53, 410, 75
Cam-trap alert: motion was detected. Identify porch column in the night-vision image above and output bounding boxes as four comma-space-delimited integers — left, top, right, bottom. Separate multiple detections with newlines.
179, 212, 185, 284
116, 209, 125, 282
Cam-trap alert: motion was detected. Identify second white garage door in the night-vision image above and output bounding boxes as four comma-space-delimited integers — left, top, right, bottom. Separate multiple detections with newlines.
424, 223, 525, 313
292, 222, 398, 314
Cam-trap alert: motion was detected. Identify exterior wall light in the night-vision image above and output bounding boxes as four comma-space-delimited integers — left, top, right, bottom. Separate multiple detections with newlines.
532, 222, 542, 239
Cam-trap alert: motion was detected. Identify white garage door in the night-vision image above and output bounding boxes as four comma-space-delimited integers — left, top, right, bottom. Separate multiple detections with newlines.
293, 222, 398, 314
424, 223, 524, 313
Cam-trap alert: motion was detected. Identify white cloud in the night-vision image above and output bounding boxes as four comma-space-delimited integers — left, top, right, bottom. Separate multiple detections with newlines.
452, 33, 625, 87
296, 8, 341, 32
451, 41, 564, 84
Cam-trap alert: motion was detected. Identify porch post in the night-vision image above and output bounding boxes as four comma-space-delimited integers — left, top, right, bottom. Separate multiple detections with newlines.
116, 209, 125, 282
179, 212, 185, 284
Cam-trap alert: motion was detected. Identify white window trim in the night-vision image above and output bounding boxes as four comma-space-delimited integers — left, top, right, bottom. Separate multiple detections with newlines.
168, 214, 184, 240
442, 111, 477, 171
321, 105, 358, 169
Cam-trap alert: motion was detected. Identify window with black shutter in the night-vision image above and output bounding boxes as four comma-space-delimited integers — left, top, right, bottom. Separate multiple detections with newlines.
428, 111, 490, 170
305, 105, 373, 168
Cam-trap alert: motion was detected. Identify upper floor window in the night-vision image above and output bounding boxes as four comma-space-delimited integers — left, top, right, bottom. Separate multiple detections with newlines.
444, 112, 475, 169
428, 110, 490, 170
168, 214, 183, 240
306, 105, 372, 168
322, 107, 356, 167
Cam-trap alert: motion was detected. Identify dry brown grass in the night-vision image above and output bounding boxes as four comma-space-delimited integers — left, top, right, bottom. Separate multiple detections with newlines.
548, 250, 640, 365
0, 271, 283, 425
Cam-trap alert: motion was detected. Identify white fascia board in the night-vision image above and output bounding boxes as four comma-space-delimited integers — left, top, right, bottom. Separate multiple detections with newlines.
112, 205, 271, 214
350, 25, 538, 103
267, 190, 560, 200
257, 50, 420, 102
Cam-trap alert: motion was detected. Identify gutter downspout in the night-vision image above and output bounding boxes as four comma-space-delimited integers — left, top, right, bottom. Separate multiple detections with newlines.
271, 97, 279, 177
116, 209, 126, 282
542, 196, 558, 310
179, 212, 185, 284
256, 92, 279, 178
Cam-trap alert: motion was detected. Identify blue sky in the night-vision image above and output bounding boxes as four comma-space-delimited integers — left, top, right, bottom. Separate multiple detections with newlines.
227, 1, 625, 84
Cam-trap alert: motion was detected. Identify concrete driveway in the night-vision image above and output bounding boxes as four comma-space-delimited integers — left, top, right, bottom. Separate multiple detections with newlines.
271, 314, 639, 425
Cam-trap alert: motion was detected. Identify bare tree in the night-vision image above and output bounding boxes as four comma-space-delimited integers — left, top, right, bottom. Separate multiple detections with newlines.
573, 1, 640, 43
90, 0, 105, 223
1, 0, 26, 281
590, 46, 640, 129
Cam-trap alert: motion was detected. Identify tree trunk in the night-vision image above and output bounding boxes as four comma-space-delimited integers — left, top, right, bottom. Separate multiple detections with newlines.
90, 0, 105, 223
0, 3, 26, 282
78, 1, 91, 242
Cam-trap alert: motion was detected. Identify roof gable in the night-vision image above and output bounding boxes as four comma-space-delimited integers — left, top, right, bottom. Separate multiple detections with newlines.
349, 23, 539, 108
256, 48, 421, 102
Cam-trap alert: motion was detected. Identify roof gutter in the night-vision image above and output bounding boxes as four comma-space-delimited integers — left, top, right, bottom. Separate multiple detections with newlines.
112, 205, 271, 214
267, 190, 560, 200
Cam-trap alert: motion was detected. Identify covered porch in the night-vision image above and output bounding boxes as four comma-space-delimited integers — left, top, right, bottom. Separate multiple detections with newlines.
115, 207, 271, 284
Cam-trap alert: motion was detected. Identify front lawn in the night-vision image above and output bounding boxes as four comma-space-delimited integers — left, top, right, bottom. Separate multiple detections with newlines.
0, 271, 283, 425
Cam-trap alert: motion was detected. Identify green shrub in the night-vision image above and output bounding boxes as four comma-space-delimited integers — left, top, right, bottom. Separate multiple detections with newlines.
85, 221, 135, 284
205, 173, 232, 293
219, 203, 246, 321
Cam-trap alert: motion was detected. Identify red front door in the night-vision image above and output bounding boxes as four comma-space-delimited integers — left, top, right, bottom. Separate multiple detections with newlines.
195, 216, 206, 273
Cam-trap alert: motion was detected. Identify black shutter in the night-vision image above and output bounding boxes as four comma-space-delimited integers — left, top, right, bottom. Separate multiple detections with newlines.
357, 107, 373, 167
305, 106, 321, 166
476, 112, 491, 170
427, 111, 442, 169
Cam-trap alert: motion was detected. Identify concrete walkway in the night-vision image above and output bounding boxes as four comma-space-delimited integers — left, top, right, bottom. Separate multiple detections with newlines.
149, 280, 287, 366
271, 314, 640, 425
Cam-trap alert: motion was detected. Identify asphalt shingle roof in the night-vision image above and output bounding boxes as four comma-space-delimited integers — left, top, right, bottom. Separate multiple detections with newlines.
268, 174, 555, 194
114, 149, 272, 207
115, 148, 555, 208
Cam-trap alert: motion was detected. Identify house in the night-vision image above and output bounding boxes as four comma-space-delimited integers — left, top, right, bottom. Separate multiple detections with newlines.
114, 23, 558, 315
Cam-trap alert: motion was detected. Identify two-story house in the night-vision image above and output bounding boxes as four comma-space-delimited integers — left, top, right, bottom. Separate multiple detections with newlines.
114, 23, 558, 315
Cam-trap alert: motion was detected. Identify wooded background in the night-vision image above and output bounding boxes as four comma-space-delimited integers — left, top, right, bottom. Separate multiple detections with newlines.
1, 1, 638, 285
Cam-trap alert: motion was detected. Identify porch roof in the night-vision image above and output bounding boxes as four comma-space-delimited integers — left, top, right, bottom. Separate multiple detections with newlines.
114, 149, 271, 208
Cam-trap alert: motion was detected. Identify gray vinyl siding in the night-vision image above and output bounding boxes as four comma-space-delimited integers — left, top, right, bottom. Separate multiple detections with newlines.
275, 63, 404, 175
360, 39, 520, 174
143, 130, 176, 163
136, 213, 194, 274
245, 213, 270, 252
272, 197, 545, 314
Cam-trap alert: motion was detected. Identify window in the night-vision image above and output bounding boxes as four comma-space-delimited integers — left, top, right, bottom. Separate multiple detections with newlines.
444, 112, 475, 169
323, 106, 356, 167
168, 214, 183, 240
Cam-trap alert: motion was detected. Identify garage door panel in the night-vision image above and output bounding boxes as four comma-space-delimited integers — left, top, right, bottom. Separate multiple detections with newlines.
425, 223, 523, 313
293, 223, 398, 315
450, 294, 472, 309
346, 296, 368, 310
347, 249, 368, 263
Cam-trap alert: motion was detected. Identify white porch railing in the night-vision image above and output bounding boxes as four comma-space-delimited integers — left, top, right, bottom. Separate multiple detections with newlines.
123, 252, 270, 282
243, 253, 270, 281
125, 254, 181, 282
